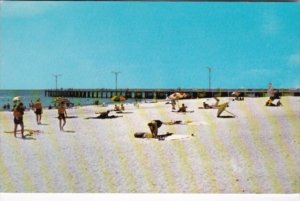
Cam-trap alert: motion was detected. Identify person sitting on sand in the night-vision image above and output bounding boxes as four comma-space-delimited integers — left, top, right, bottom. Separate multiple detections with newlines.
114, 104, 121, 111
162, 120, 194, 125
177, 103, 187, 112
163, 120, 183, 125
58, 101, 67, 131
13, 102, 25, 138
121, 104, 125, 111
33, 99, 42, 125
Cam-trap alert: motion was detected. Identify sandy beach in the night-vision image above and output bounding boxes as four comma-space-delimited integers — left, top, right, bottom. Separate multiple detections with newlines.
0, 96, 299, 193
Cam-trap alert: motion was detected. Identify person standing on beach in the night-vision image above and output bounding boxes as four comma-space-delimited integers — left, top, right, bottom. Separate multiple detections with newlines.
171, 99, 176, 110
34, 99, 42, 124
13, 102, 25, 138
58, 101, 67, 131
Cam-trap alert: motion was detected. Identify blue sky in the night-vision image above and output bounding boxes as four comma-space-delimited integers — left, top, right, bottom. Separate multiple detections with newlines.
0, 2, 299, 90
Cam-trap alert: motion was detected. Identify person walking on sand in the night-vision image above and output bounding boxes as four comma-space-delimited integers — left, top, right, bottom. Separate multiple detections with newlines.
13, 102, 25, 138
171, 99, 176, 110
58, 101, 67, 131
34, 99, 42, 124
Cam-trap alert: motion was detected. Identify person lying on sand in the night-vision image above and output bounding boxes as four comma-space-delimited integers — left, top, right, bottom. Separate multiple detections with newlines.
200, 97, 220, 109
114, 104, 122, 112
162, 120, 194, 125
4, 129, 43, 135
265, 98, 282, 106
134, 132, 173, 139
86, 110, 122, 119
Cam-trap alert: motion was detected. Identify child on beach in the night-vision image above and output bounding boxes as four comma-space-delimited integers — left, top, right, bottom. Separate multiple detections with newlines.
58, 101, 67, 131
13, 102, 25, 138
34, 99, 42, 124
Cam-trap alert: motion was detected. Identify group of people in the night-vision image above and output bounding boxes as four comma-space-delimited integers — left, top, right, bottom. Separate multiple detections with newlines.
11, 85, 283, 139
2, 103, 11, 111
114, 104, 125, 112
12, 99, 68, 138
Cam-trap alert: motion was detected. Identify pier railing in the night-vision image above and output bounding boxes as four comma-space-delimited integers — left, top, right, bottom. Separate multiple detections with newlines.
45, 88, 300, 99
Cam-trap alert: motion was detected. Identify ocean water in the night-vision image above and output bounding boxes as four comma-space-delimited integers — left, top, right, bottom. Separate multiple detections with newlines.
0, 90, 136, 111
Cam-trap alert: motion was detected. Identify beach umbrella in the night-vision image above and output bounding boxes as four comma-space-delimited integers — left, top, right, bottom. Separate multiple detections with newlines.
217, 103, 228, 117
232, 91, 241, 96
13, 96, 21, 102
167, 92, 187, 100
111, 95, 126, 102
217, 102, 236, 117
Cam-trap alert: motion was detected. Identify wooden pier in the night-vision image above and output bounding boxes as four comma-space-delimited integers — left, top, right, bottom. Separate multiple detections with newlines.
45, 88, 300, 99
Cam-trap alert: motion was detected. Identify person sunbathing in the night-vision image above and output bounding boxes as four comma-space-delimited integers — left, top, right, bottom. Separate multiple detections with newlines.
162, 120, 193, 125
86, 110, 122, 119
202, 97, 220, 109
134, 132, 173, 139
265, 99, 282, 106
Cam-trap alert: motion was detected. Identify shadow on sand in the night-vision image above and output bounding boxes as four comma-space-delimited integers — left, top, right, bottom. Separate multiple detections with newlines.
217, 115, 235, 118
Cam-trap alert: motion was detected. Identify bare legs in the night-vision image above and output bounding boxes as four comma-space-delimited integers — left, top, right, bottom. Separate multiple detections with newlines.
14, 123, 24, 138
59, 118, 66, 131
36, 114, 42, 124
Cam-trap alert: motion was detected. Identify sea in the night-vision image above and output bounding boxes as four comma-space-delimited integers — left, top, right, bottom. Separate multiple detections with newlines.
0, 89, 139, 111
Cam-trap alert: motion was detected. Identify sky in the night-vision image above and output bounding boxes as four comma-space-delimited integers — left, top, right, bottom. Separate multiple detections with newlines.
0, 1, 300, 90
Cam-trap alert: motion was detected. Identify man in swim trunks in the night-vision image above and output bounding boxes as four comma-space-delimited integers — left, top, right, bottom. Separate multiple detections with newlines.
13, 102, 25, 138
34, 99, 42, 124
58, 101, 67, 131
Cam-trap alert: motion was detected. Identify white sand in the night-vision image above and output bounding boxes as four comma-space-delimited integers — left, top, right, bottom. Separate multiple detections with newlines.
0, 97, 299, 193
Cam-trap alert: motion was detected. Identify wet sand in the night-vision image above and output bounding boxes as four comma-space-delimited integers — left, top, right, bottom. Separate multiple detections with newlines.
0, 97, 299, 193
